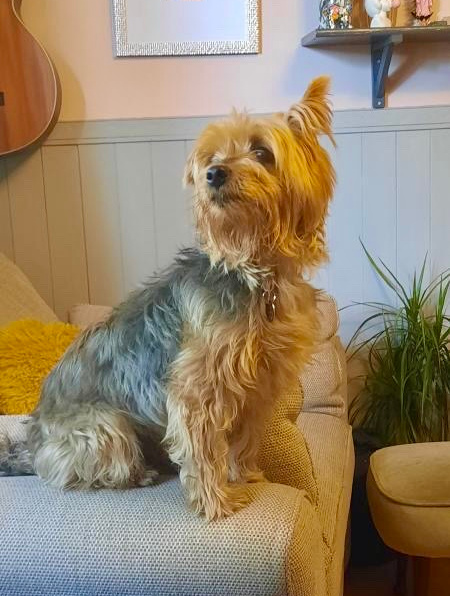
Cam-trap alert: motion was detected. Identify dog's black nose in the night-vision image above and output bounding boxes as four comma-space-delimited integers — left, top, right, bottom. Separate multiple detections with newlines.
206, 166, 228, 189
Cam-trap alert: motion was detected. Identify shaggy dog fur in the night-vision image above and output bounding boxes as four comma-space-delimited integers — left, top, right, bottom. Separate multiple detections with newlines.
0, 77, 335, 520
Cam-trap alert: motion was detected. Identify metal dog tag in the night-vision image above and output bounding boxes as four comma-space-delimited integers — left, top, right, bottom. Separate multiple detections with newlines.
263, 289, 277, 322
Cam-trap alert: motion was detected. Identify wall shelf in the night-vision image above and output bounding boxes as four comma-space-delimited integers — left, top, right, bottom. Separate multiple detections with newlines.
301, 26, 450, 109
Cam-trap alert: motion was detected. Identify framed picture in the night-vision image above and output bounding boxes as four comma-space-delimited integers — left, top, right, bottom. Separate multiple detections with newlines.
111, 0, 261, 57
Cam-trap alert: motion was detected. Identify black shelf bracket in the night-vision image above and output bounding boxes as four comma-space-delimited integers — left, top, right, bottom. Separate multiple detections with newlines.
371, 33, 403, 109
301, 26, 450, 109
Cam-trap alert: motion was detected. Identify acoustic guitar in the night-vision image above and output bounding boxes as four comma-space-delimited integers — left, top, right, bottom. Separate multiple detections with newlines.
0, 0, 60, 156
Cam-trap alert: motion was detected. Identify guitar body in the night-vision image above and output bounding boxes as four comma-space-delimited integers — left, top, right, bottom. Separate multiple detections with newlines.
0, 0, 60, 156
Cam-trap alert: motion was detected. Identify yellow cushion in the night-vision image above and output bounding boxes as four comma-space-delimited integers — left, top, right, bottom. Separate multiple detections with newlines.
0, 320, 80, 415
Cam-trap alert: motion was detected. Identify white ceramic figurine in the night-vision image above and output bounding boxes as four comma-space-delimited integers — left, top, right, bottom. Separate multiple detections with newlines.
365, 0, 401, 27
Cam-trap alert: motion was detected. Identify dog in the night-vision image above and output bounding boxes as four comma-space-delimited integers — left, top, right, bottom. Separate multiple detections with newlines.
0, 77, 335, 520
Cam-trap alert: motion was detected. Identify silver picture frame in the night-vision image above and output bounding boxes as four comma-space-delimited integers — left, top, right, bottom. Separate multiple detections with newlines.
111, 0, 261, 57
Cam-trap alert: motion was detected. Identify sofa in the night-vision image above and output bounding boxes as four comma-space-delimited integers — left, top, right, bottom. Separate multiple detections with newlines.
0, 253, 354, 596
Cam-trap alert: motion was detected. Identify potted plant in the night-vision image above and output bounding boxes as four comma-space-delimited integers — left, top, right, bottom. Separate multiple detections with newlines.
346, 245, 450, 565
348, 246, 450, 445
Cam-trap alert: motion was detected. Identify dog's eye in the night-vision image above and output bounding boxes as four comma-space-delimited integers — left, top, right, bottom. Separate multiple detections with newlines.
253, 147, 273, 164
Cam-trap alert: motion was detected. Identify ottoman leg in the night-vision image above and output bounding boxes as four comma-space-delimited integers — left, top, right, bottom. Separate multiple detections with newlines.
413, 557, 431, 596
394, 554, 408, 596
413, 557, 450, 596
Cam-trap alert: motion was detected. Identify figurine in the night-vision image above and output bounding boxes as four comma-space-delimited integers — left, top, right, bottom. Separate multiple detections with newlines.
365, 0, 400, 27
319, 0, 353, 29
411, 0, 433, 25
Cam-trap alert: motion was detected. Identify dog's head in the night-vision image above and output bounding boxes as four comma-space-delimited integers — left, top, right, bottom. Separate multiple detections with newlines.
184, 76, 335, 272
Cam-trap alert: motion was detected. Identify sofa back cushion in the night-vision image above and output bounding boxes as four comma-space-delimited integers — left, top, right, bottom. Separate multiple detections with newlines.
258, 381, 318, 504
300, 294, 347, 420
0, 254, 57, 326
258, 293, 346, 500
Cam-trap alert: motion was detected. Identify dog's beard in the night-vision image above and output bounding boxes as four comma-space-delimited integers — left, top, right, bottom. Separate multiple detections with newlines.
195, 192, 269, 268
194, 188, 293, 270
208, 189, 232, 209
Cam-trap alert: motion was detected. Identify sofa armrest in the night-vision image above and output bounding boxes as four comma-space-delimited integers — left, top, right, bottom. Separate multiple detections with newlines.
0, 415, 28, 442
298, 412, 354, 596
0, 476, 327, 596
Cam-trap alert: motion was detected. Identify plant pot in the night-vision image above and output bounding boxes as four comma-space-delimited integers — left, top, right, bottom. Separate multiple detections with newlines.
350, 429, 395, 566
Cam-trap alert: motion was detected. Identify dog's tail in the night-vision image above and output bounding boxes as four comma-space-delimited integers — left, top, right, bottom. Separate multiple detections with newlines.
0, 435, 34, 476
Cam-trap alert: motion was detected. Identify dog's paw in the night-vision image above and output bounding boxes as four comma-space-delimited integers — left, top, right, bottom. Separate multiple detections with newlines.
228, 464, 266, 484
201, 484, 251, 521
242, 470, 267, 484
137, 468, 159, 487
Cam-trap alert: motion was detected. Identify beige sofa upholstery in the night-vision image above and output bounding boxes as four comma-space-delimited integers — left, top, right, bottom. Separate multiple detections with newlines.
0, 254, 354, 596
0, 254, 58, 326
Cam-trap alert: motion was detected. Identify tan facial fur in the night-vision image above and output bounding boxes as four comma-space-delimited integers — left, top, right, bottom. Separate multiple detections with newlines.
185, 76, 335, 273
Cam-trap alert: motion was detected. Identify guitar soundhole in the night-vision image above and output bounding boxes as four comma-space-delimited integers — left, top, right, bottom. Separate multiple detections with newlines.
0, 92, 4, 106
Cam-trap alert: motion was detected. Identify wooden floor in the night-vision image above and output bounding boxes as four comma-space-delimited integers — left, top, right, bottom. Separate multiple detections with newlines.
344, 562, 397, 596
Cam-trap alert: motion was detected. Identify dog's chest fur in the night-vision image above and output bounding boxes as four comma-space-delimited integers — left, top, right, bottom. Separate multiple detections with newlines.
177, 250, 318, 397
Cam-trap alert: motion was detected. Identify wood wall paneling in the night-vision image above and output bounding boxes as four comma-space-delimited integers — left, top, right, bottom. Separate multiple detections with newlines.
396, 130, 431, 289
361, 132, 397, 309
115, 142, 158, 292
327, 133, 364, 341
0, 159, 14, 260
430, 129, 450, 279
151, 140, 194, 270
41, 145, 89, 319
5, 149, 53, 308
78, 144, 124, 306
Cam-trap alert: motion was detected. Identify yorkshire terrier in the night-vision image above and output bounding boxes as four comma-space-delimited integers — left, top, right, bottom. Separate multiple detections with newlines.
0, 77, 335, 520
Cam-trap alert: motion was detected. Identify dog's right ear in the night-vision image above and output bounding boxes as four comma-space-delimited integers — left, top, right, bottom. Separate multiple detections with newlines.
286, 76, 334, 145
183, 149, 196, 187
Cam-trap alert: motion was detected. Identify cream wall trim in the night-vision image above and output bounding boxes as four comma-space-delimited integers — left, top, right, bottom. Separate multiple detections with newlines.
45, 105, 450, 146
1, 106, 450, 340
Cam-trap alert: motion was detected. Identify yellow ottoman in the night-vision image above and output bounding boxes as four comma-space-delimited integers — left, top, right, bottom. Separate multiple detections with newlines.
367, 442, 450, 596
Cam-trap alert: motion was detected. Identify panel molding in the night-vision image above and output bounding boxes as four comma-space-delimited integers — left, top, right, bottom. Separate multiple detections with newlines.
44, 105, 450, 146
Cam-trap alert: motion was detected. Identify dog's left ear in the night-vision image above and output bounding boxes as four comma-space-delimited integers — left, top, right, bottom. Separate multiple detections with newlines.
286, 76, 334, 145
183, 149, 196, 187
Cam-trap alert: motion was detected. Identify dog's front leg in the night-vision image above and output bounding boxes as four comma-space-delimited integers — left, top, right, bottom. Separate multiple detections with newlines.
228, 406, 266, 485
165, 349, 249, 520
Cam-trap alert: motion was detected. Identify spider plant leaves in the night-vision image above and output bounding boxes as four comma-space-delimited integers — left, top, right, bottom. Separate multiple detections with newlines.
361, 242, 410, 306
347, 246, 450, 447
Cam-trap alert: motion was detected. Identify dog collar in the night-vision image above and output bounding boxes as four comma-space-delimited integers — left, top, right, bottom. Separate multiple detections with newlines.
262, 277, 278, 322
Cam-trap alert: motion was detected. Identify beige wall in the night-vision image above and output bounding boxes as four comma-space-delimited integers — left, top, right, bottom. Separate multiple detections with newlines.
21, 0, 450, 121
